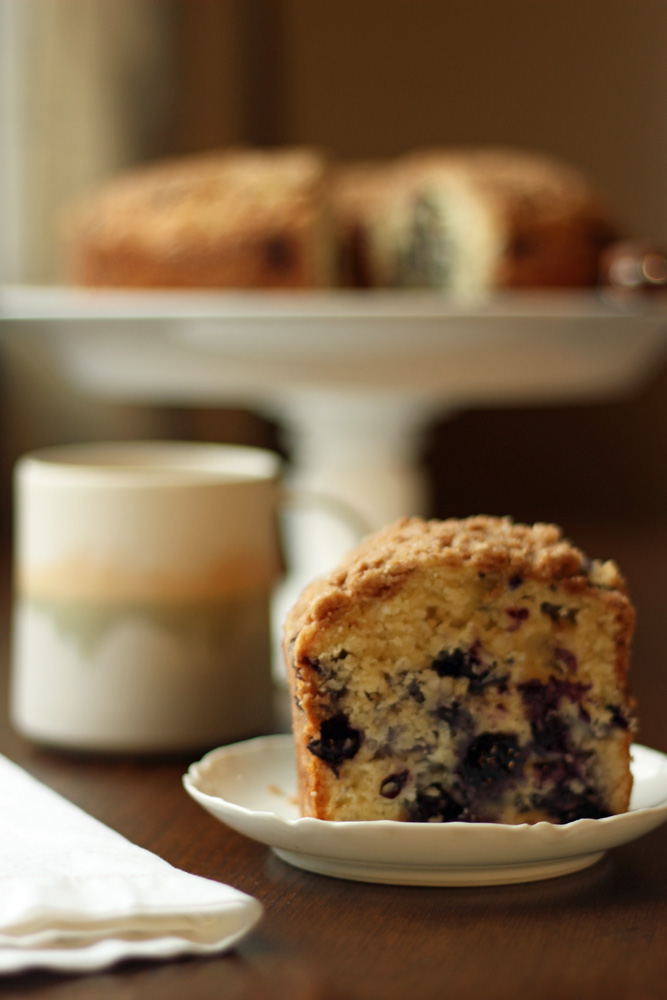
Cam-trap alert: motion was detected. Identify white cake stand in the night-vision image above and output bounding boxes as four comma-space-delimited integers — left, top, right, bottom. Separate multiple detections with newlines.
3, 284, 667, 667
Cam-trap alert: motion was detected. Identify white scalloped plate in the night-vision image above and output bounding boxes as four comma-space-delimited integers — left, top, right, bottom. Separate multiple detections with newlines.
183, 735, 667, 886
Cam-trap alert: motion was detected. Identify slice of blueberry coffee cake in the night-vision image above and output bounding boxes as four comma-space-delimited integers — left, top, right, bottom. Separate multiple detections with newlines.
283, 516, 636, 823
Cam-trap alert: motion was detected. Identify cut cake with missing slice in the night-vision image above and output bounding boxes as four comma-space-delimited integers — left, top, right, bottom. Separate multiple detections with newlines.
284, 516, 636, 824
356, 148, 617, 295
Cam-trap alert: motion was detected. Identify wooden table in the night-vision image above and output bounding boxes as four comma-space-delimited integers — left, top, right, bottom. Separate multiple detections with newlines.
1, 519, 666, 1000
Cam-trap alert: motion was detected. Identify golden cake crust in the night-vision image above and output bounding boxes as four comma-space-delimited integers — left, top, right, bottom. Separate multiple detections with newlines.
63, 147, 334, 288
286, 515, 630, 640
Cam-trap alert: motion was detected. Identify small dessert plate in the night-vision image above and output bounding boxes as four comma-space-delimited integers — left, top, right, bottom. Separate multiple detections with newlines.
183, 735, 667, 886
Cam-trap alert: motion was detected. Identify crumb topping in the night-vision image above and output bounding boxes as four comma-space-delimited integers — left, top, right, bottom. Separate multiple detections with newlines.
286, 516, 627, 635
65, 148, 329, 247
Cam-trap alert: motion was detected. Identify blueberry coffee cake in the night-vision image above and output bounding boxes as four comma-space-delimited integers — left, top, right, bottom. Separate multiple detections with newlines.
353, 148, 617, 295
63, 147, 334, 289
284, 516, 636, 824
63, 144, 619, 294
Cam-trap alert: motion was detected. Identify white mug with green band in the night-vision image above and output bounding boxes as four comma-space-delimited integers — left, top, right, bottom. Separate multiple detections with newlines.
11, 441, 294, 754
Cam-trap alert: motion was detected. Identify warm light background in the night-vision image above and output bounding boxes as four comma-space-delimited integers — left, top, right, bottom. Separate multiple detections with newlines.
2, 0, 667, 533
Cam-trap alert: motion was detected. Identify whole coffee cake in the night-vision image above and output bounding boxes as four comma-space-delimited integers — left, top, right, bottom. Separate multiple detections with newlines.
284, 516, 636, 824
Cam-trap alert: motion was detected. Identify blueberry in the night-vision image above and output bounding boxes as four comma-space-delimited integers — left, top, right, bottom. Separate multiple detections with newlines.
460, 732, 524, 788
519, 677, 589, 752
553, 646, 578, 673
533, 759, 576, 787
508, 574, 524, 590
380, 770, 410, 799
434, 702, 464, 728
540, 602, 578, 624
431, 644, 489, 694
519, 677, 589, 720
506, 607, 530, 632
264, 235, 295, 271
532, 712, 570, 754
508, 231, 538, 260
431, 647, 474, 679
307, 713, 362, 774
406, 678, 425, 703
607, 704, 630, 730
533, 790, 610, 823
408, 783, 463, 822
563, 799, 611, 822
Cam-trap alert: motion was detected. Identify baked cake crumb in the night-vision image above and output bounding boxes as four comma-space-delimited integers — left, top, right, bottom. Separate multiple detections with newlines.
284, 516, 636, 824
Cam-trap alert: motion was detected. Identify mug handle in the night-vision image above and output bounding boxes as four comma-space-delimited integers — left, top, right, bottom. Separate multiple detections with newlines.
279, 487, 373, 543
271, 488, 373, 685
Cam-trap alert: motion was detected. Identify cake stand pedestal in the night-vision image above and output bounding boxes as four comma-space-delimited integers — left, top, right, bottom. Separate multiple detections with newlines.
2, 285, 667, 671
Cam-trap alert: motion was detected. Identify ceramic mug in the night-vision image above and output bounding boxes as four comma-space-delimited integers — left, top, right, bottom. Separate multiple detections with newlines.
10, 441, 301, 753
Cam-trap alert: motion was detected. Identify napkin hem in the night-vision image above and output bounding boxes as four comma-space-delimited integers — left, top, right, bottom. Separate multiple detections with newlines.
0, 915, 262, 975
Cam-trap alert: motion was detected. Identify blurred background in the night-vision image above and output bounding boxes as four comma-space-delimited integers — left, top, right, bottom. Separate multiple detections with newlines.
2, 0, 667, 540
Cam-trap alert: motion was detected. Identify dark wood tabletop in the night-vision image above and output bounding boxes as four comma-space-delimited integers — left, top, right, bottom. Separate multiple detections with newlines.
1, 518, 666, 1000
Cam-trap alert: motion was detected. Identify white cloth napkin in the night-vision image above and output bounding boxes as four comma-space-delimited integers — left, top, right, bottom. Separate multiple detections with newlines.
0, 753, 262, 975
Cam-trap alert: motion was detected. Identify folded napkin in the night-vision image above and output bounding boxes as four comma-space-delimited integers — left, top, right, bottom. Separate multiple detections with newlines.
0, 753, 262, 975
